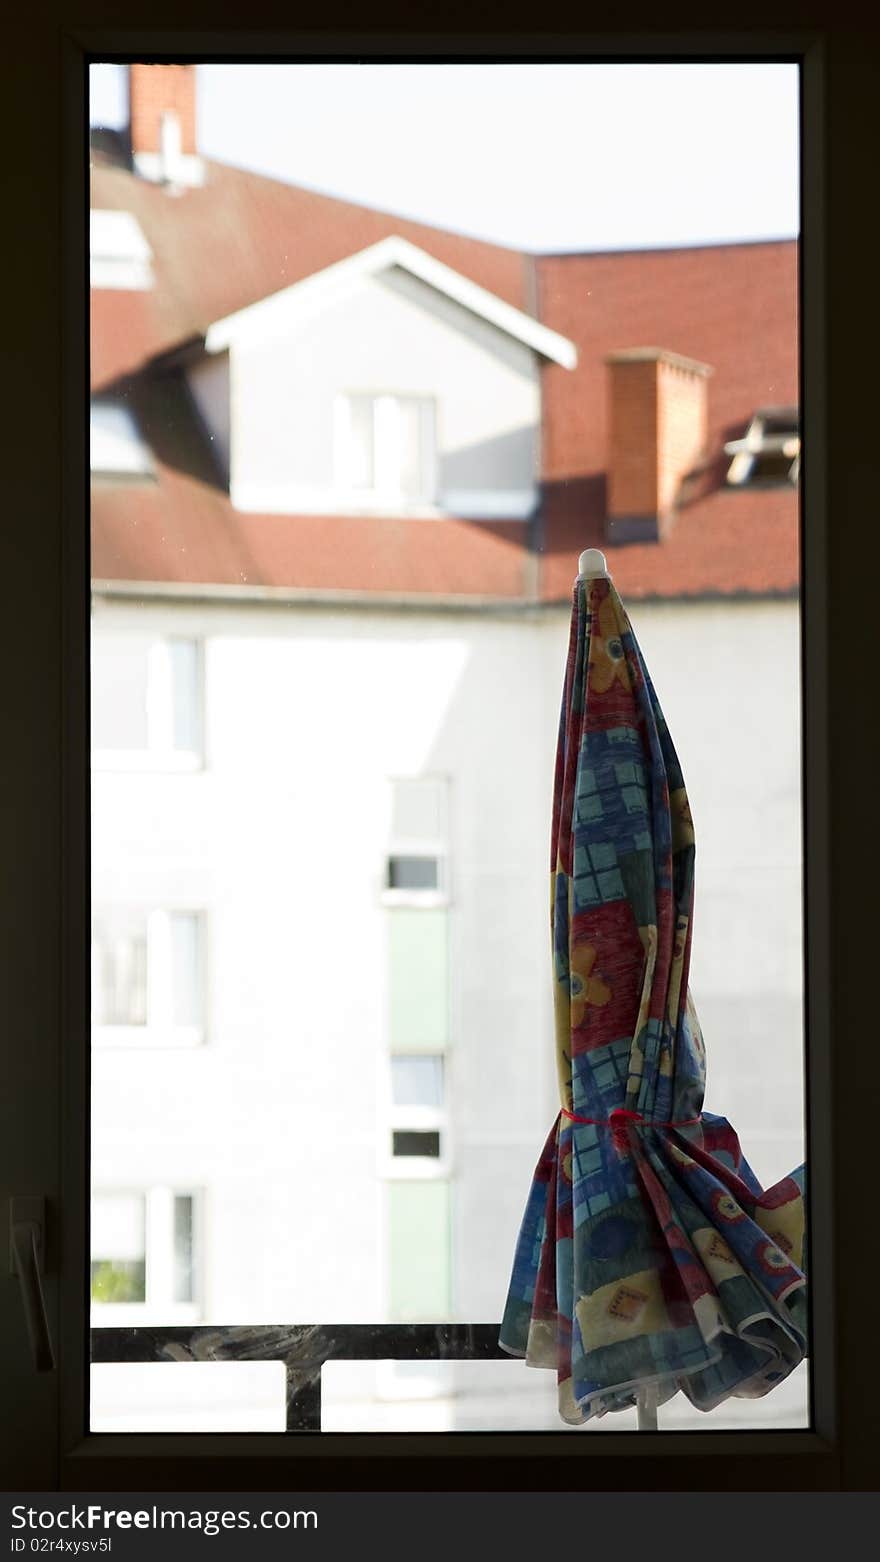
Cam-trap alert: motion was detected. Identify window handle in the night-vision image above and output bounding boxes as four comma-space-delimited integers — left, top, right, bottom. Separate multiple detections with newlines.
9, 1197, 55, 1373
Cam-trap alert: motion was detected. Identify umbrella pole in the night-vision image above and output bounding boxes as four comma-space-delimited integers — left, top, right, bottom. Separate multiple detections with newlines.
580, 544, 661, 1436
636, 1385, 659, 1431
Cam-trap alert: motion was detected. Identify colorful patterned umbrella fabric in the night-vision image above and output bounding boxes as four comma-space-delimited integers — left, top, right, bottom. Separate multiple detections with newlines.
499, 572, 807, 1424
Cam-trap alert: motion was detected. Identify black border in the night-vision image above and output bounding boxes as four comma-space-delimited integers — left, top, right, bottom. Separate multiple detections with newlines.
5, 10, 877, 1491
64, 25, 836, 1493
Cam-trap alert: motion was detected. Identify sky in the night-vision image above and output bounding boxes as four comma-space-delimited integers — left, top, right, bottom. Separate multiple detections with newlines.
89, 62, 799, 254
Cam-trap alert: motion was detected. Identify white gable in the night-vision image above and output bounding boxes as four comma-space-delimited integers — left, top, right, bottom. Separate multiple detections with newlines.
205, 235, 577, 369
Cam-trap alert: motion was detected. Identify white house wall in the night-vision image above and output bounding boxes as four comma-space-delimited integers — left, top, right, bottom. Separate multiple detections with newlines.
90, 597, 557, 1328
626, 597, 804, 1190
225, 267, 542, 518
90, 592, 804, 1335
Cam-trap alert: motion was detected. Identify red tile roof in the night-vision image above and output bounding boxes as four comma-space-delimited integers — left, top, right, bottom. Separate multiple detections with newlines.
90, 151, 799, 602
535, 241, 800, 600
90, 367, 533, 599
90, 156, 532, 391
91, 474, 530, 600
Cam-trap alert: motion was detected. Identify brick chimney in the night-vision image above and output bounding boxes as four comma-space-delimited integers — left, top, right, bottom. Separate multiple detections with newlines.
605, 348, 712, 544
128, 64, 203, 188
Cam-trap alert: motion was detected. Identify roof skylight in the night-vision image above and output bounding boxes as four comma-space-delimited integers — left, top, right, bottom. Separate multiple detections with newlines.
90, 400, 155, 478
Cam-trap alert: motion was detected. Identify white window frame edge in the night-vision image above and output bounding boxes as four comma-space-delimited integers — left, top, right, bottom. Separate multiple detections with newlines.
229, 480, 536, 521
91, 748, 203, 774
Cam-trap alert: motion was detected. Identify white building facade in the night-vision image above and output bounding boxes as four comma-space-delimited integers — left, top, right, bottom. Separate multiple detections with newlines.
88, 156, 804, 1428
90, 589, 805, 1429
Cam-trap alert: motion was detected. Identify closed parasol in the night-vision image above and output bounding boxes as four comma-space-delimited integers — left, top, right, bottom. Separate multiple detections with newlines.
499, 552, 807, 1426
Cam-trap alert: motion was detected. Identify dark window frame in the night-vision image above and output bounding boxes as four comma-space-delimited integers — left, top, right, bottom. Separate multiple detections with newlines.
7, 16, 875, 1491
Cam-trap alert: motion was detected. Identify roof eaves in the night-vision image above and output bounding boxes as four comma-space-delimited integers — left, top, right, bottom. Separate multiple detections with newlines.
205, 233, 577, 368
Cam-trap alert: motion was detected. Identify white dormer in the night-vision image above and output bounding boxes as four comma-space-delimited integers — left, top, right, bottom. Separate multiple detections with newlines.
199, 236, 577, 521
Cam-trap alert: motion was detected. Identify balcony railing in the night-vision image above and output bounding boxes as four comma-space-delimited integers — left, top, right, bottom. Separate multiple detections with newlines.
91, 1323, 508, 1431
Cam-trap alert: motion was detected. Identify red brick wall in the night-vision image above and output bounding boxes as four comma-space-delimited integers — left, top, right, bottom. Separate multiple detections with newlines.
537, 241, 798, 484
129, 64, 197, 157
536, 240, 798, 595
656, 360, 709, 522
607, 357, 660, 519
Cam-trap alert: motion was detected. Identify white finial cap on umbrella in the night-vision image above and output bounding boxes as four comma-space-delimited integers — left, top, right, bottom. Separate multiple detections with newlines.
578, 548, 609, 578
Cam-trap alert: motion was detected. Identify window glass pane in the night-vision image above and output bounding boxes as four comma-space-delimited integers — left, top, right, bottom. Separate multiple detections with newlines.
388, 910, 448, 1050
396, 397, 426, 497
340, 394, 374, 488
92, 909, 148, 1026
169, 912, 201, 1027
90, 1363, 286, 1431
387, 855, 439, 891
388, 1182, 450, 1321
391, 1055, 444, 1108
173, 1194, 194, 1303
91, 1194, 146, 1304
392, 1130, 441, 1158
91, 632, 149, 750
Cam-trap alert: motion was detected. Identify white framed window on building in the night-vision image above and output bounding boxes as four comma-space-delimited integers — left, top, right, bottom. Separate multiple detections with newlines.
91, 906, 205, 1048
381, 773, 453, 1326
384, 1053, 450, 1177
382, 775, 450, 908
90, 1187, 200, 1326
91, 628, 203, 769
724, 405, 800, 487
334, 392, 437, 506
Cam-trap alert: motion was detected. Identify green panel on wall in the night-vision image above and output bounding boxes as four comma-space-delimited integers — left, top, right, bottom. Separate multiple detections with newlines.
389, 909, 448, 1050
388, 1180, 451, 1322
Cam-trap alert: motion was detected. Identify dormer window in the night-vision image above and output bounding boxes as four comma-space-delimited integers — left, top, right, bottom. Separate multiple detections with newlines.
90, 399, 155, 479
724, 406, 800, 488
90, 209, 153, 291
334, 393, 437, 506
